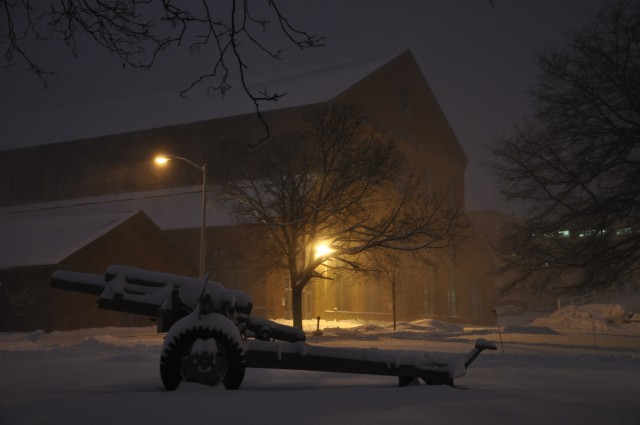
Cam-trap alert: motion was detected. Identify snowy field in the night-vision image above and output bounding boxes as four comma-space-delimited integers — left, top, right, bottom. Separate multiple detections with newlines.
1, 304, 639, 425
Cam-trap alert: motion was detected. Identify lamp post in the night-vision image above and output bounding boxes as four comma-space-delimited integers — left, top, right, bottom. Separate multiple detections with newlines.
154, 154, 208, 277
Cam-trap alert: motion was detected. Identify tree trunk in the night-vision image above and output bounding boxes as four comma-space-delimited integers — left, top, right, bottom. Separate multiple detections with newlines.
291, 285, 304, 330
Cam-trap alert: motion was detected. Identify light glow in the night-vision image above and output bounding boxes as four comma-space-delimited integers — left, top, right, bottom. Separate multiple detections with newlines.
154, 155, 171, 166
315, 242, 335, 260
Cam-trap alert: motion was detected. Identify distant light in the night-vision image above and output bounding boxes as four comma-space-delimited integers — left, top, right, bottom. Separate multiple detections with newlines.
154, 155, 171, 166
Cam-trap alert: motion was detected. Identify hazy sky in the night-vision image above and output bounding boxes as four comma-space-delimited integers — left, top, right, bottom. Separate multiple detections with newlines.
0, 0, 611, 212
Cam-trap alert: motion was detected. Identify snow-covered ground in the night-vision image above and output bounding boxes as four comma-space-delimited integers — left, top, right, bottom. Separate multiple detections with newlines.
1, 304, 639, 425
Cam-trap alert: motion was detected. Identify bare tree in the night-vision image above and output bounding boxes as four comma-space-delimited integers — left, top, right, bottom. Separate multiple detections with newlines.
1, 0, 324, 140
216, 105, 466, 329
369, 249, 403, 331
490, 0, 640, 295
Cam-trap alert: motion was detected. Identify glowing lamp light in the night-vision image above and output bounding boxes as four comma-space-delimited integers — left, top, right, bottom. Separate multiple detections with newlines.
154, 155, 171, 166
315, 242, 335, 260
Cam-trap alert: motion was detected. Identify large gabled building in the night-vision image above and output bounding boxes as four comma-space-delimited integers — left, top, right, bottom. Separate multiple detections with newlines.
0, 50, 499, 329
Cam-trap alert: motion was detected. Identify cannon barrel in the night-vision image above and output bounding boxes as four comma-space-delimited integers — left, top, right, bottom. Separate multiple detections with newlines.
51, 266, 306, 342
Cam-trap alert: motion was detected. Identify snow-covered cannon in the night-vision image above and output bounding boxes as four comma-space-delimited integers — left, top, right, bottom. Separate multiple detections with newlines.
51, 265, 496, 390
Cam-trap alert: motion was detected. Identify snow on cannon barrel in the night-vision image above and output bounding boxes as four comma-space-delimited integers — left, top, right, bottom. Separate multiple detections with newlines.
51, 265, 496, 391
51, 265, 304, 341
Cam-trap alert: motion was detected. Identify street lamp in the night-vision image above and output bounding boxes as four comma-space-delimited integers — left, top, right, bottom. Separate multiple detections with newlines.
314, 242, 335, 260
154, 154, 208, 277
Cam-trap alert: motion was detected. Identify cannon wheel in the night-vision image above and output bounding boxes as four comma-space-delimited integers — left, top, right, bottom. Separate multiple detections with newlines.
160, 323, 246, 391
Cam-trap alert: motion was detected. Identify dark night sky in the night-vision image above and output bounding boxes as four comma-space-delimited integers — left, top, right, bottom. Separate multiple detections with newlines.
0, 0, 611, 212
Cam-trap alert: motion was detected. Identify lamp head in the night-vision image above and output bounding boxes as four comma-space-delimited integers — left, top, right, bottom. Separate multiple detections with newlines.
154, 155, 172, 166
314, 242, 335, 260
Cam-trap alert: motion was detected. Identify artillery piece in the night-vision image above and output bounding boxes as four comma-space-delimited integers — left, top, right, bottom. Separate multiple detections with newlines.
51, 265, 496, 390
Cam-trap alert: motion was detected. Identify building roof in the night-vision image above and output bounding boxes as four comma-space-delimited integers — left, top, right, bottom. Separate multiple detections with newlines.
0, 211, 133, 268
1, 52, 403, 150
0, 187, 234, 268
250, 51, 403, 111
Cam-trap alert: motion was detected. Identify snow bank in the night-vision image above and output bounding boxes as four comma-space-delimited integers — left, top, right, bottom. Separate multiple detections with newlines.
0, 326, 160, 352
532, 303, 640, 335
318, 319, 465, 342
274, 318, 464, 340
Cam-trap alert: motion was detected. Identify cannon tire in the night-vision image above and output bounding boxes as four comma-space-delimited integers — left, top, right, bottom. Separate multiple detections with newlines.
160, 324, 246, 391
